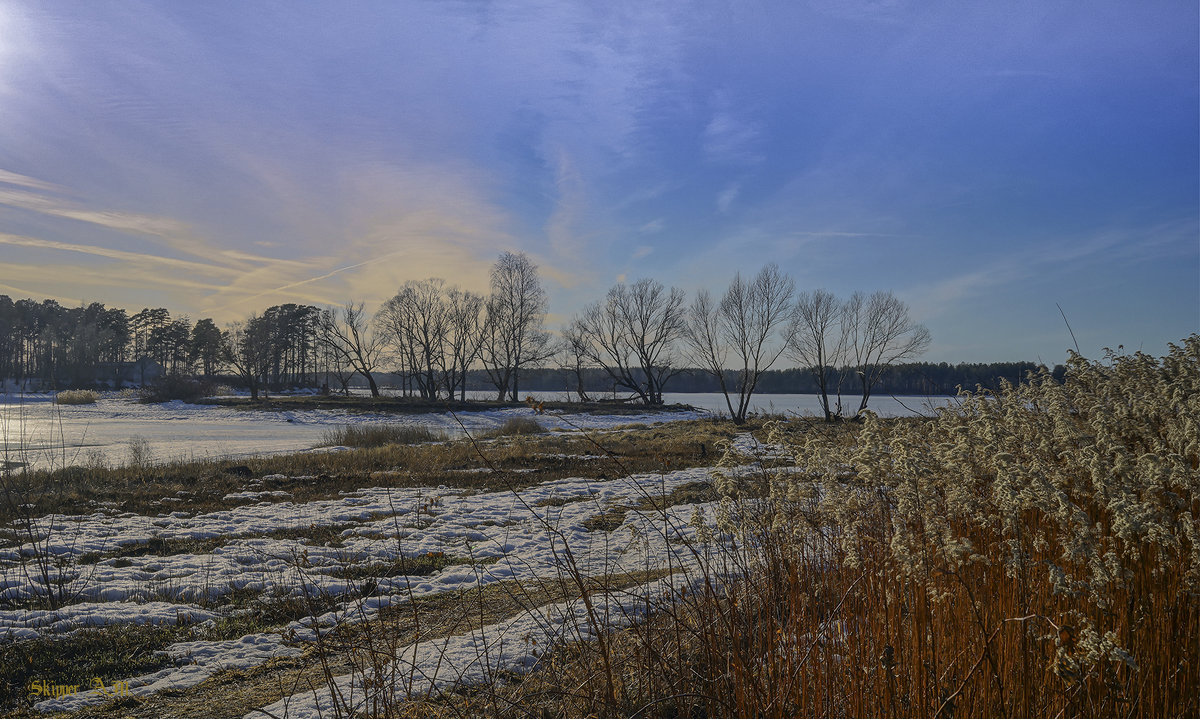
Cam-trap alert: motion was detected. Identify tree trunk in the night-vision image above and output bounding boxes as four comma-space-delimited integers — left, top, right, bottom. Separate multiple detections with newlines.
857, 372, 871, 414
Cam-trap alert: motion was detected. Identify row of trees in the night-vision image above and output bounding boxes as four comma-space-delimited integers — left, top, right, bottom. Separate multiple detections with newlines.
231, 256, 926, 423
472, 361, 1059, 397
3, 254, 932, 423
0, 296, 227, 387
221, 252, 554, 401
559, 264, 929, 423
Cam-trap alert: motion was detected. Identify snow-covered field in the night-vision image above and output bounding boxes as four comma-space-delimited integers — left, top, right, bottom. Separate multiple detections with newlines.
9, 466, 725, 713
0, 402, 787, 716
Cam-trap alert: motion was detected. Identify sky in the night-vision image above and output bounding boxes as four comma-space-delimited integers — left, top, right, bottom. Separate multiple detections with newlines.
0, 0, 1196, 364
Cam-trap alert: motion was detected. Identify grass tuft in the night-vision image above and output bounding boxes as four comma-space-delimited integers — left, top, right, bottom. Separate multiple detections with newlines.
54, 390, 98, 405
479, 416, 547, 438
0, 624, 180, 710
319, 424, 447, 448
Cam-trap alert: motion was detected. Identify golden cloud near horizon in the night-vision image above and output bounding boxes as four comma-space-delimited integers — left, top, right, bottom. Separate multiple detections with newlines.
0, 164, 584, 323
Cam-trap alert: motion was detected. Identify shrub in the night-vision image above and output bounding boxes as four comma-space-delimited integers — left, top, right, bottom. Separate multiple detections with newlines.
126, 435, 152, 467
319, 424, 447, 448
53, 390, 98, 405
138, 375, 217, 403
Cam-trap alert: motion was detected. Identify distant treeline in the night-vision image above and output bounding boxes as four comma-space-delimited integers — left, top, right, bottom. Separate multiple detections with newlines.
466, 363, 1065, 397
0, 295, 318, 390
1, 293, 1064, 396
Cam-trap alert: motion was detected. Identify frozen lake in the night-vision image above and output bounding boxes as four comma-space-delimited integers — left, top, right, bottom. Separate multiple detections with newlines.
0, 391, 953, 472
481, 390, 953, 418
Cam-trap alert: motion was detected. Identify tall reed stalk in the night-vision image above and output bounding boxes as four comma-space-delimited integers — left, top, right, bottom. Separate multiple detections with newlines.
523, 336, 1199, 718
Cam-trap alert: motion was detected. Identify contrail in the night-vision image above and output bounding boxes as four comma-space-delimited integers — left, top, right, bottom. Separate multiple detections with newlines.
0, 233, 241, 277
208, 248, 412, 312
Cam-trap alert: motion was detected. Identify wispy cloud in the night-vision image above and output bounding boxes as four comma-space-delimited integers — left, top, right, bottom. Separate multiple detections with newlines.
0, 184, 192, 239
716, 183, 740, 213
0, 233, 241, 278
904, 220, 1199, 320
0, 278, 81, 305
638, 218, 665, 234
702, 92, 763, 166
544, 147, 588, 262
0, 182, 289, 271
0, 169, 63, 193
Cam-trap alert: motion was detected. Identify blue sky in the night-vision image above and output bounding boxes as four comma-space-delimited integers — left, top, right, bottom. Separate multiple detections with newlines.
0, 1, 1195, 363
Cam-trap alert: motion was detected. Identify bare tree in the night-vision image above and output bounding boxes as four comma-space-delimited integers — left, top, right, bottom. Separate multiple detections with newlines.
480, 252, 553, 401
223, 315, 272, 400
376, 279, 448, 400
376, 280, 485, 401
320, 335, 356, 395
844, 290, 931, 414
319, 302, 383, 397
570, 278, 687, 405
686, 264, 794, 424
559, 322, 593, 403
785, 289, 849, 422
442, 287, 485, 400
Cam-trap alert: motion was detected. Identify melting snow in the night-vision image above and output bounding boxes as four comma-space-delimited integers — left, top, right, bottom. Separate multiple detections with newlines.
0, 419, 760, 715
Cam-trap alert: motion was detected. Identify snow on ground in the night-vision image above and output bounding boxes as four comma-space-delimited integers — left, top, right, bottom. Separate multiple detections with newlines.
2, 468, 715, 632
725, 431, 792, 460
0, 601, 220, 640
252, 572, 708, 719
33, 632, 303, 713
1, 463, 738, 712
2, 423, 759, 715
20, 465, 721, 712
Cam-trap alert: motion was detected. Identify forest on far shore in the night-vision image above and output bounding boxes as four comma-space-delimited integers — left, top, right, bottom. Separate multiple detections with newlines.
0, 289, 1063, 398
465, 362, 1066, 398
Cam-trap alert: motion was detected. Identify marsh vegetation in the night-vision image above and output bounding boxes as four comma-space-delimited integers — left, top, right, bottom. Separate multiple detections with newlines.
0, 337, 1195, 718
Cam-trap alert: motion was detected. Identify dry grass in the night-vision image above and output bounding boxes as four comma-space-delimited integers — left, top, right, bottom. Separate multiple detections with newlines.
319, 424, 448, 448
24, 337, 1198, 719
477, 416, 547, 438
0, 418, 737, 522
470, 336, 1200, 719
53, 390, 98, 405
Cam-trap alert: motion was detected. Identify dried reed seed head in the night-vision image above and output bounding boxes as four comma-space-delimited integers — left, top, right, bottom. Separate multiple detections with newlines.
724, 335, 1199, 674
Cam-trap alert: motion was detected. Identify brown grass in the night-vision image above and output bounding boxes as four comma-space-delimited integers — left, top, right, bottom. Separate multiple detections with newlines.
478, 416, 547, 438
469, 337, 1200, 719
318, 424, 448, 448
0, 418, 737, 523
53, 390, 98, 405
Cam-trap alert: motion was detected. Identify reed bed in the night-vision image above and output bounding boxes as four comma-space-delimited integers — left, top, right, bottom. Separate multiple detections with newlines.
469, 337, 1199, 718
319, 424, 448, 448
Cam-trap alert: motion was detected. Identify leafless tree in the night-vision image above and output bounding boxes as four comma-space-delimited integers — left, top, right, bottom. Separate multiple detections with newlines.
319, 336, 356, 395
442, 287, 485, 400
558, 322, 593, 403
843, 290, 931, 414
785, 289, 849, 422
480, 252, 553, 401
319, 302, 383, 397
569, 278, 687, 405
222, 315, 272, 400
376, 279, 448, 400
686, 264, 795, 424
